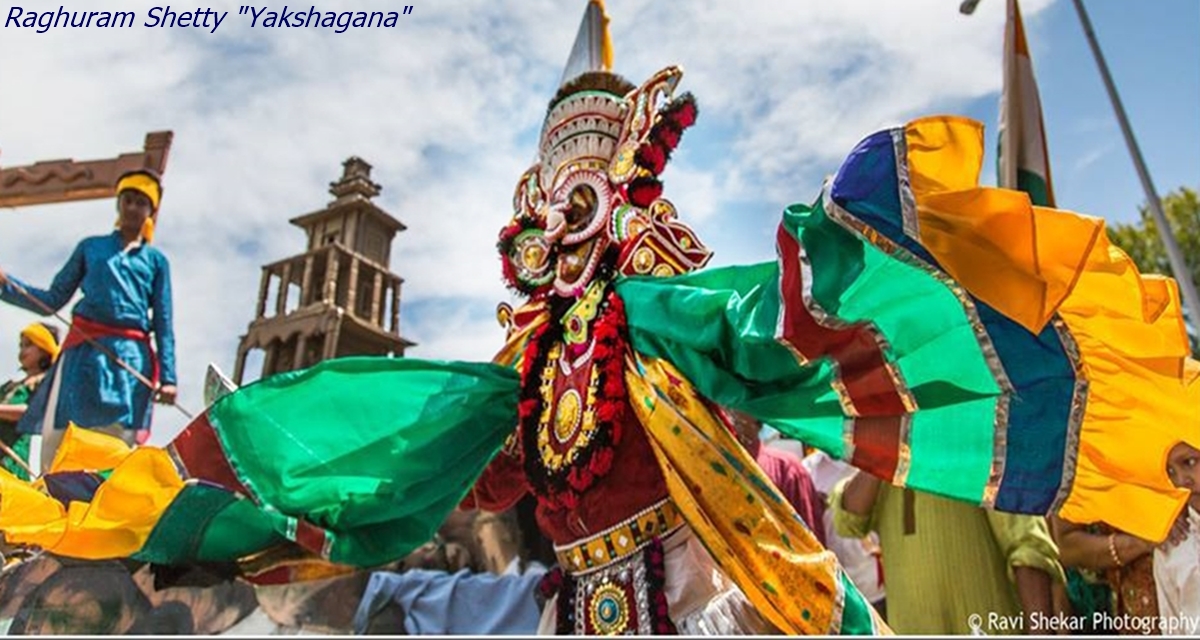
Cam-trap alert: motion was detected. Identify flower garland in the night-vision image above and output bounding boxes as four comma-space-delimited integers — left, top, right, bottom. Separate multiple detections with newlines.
516, 279, 629, 511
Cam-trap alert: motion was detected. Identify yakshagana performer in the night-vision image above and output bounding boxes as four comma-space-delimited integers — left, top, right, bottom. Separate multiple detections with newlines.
458, 33, 883, 629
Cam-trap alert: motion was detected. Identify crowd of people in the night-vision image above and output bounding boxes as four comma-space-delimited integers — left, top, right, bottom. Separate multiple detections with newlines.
352, 423, 1200, 635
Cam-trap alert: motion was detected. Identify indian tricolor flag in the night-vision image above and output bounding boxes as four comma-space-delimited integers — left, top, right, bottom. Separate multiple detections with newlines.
999, 0, 1055, 207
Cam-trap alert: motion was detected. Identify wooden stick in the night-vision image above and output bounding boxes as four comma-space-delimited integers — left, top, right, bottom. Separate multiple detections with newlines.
0, 438, 35, 478
5, 279, 195, 420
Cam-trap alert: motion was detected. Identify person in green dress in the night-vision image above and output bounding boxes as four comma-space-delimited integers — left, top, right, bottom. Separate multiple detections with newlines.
0, 323, 60, 480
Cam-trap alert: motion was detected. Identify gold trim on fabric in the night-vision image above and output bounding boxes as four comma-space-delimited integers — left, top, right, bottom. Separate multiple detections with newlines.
893, 414, 914, 487
982, 392, 1011, 509
812, 187, 925, 414
870, 331, 920, 415
798, 238, 853, 331
797, 236, 862, 417
777, 195, 919, 418
1049, 317, 1088, 513
890, 128, 921, 241
775, 325, 812, 366
827, 361, 858, 417
829, 566, 848, 635
841, 417, 858, 463
553, 498, 684, 576
629, 353, 858, 635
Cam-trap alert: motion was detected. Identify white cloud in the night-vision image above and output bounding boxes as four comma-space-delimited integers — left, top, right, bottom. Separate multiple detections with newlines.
0, 0, 1051, 443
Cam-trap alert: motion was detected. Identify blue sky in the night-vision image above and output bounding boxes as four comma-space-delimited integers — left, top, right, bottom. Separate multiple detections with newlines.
966, 0, 1200, 225
0, 0, 1195, 443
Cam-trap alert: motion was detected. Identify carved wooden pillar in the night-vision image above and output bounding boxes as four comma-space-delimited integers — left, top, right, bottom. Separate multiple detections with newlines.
300, 254, 315, 308
293, 334, 308, 370
370, 271, 384, 326
323, 312, 345, 359
255, 268, 271, 319
324, 247, 340, 305
276, 262, 292, 316
390, 279, 401, 333
263, 341, 279, 378
233, 344, 249, 385
346, 256, 361, 315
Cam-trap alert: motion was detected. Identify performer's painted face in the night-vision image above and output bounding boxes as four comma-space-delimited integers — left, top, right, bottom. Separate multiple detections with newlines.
498, 67, 710, 299
563, 184, 598, 232
117, 189, 153, 236
551, 181, 610, 293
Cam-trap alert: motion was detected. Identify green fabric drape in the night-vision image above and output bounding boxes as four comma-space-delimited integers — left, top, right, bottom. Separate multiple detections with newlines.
205, 357, 521, 566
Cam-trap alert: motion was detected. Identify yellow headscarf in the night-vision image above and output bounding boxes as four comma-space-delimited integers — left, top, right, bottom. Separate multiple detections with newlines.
20, 323, 60, 363
114, 171, 163, 243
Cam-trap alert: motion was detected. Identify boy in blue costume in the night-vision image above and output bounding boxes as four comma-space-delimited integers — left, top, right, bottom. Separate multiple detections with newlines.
0, 169, 177, 470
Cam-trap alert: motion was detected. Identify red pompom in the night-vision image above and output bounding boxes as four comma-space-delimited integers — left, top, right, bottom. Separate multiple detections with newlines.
636, 143, 667, 175
627, 178, 663, 208
671, 99, 697, 128
653, 125, 681, 151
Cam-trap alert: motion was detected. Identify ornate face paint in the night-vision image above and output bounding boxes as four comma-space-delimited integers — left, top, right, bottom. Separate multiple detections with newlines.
497, 67, 712, 300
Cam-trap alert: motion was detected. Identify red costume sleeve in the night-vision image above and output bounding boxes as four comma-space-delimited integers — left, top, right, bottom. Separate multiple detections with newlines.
460, 447, 530, 512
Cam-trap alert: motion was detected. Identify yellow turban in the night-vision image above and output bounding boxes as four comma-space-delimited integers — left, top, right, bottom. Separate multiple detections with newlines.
114, 171, 163, 243
116, 173, 161, 210
20, 323, 59, 364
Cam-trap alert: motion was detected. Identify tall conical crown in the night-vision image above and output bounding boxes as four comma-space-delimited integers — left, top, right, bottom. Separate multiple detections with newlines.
558, 0, 614, 87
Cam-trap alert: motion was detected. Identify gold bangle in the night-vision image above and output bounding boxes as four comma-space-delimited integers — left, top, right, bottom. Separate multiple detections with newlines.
1108, 533, 1124, 568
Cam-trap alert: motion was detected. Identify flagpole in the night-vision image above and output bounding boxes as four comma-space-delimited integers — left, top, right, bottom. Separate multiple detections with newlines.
1071, 0, 1200, 329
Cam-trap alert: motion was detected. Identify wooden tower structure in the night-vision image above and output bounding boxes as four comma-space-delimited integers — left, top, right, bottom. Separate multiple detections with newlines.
232, 157, 415, 384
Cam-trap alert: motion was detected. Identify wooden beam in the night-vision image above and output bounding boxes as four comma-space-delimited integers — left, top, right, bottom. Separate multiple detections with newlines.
0, 131, 173, 208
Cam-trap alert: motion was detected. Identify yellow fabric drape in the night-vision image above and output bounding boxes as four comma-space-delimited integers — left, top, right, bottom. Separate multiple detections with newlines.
627, 354, 889, 635
49, 423, 135, 473
0, 426, 185, 558
904, 116, 1197, 542
0, 467, 67, 549
51, 446, 185, 558
906, 116, 1100, 334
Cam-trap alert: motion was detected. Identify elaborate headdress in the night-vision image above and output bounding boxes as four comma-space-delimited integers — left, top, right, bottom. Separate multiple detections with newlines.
498, 0, 711, 299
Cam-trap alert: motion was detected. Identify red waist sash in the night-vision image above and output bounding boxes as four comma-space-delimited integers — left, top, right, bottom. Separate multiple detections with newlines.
64, 314, 160, 401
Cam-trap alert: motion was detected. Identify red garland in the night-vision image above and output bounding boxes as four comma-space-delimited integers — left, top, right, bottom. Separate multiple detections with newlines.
517, 289, 631, 511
